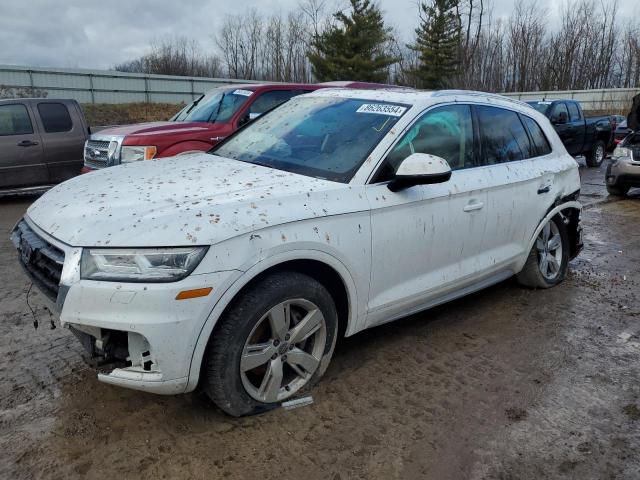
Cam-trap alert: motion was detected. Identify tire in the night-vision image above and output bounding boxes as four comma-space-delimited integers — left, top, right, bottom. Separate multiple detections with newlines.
586, 140, 606, 167
202, 271, 338, 417
517, 215, 570, 289
606, 184, 629, 196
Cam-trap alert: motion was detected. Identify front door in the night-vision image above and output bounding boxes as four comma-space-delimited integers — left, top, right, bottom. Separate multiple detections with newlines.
366, 104, 490, 327
0, 103, 47, 189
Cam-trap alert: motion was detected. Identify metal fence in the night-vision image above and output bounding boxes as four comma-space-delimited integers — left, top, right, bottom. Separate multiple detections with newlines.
1, 64, 638, 111
0, 64, 258, 104
502, 88, 639, 113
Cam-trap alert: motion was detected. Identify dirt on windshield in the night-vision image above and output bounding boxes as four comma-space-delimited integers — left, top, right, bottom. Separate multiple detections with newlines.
1, 172, 639, 479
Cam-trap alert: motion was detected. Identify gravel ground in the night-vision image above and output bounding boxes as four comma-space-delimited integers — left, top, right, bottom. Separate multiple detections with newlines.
1, 161, 639, 479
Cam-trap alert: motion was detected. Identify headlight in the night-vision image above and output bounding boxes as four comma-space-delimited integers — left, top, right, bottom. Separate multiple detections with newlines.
612, 146, 633, 161
120, 145, 157, 163
107, 140, 119, 160
81, 247, 208, 282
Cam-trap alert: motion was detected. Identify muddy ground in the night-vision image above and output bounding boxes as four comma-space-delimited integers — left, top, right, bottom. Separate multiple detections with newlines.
1, 161, 639, 479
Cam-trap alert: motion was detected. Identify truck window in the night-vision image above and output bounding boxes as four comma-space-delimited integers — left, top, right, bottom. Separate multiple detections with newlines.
0, 104, 33, 136
250, 90, 300, 116
567, 102, 581, 121
37, 103, 73, 133
477, 105, 533, 164
520, 115, 552, 156
550, 102, 569, 122
379, 104, 474, 181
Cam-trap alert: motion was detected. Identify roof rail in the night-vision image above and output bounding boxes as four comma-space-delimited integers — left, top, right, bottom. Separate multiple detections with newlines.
432, 90, 530, 108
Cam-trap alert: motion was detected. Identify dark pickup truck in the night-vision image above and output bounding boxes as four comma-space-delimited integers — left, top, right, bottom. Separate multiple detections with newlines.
0, 98, 88, 195
527, 99, 613, 167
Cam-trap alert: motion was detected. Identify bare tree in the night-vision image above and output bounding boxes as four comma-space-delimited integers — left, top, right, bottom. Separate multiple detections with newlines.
115, 36, 221, 77
116, 0, 640, 91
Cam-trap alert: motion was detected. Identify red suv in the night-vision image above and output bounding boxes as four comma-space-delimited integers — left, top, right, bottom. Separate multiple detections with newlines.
83, 83, 321, 171
83, 82, 406, 171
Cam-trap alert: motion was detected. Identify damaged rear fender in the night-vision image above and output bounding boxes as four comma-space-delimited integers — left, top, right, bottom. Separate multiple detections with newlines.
518, 200, 582, 271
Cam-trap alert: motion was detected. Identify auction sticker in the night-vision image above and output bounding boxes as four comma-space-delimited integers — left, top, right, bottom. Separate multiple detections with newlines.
356, 103, 407, 117
233, 89, 253, 97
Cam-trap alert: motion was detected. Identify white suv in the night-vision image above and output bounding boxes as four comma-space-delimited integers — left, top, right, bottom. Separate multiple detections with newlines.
12, 89, 583, 416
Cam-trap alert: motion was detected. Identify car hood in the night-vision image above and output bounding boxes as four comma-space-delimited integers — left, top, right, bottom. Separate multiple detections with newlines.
98, 121, 223, 138
27, 154, 358, 247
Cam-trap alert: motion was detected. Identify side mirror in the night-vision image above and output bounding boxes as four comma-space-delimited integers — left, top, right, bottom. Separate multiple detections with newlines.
239, 112, 261, 127
388, 153, 452, 192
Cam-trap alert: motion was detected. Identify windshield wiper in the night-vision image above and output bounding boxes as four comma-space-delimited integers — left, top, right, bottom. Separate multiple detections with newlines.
182, 94, 205, 117
208, 93, 226, 123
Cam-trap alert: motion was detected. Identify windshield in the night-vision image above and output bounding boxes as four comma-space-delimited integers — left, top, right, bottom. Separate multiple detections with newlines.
527, 101, 552, 115
172, 88, 253, 123
212, 96, 409, 183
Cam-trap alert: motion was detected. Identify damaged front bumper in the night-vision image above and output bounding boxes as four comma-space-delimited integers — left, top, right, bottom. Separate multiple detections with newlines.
11, 216, 229, 395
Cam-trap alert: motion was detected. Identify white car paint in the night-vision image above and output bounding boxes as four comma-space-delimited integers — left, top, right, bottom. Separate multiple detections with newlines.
16, 88, 581, 395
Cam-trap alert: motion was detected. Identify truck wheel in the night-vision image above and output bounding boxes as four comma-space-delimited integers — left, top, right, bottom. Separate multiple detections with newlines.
517, 215, 569, 289
202, 271, 338, 417
586, 140, 606, 167
606, 184, 629, 196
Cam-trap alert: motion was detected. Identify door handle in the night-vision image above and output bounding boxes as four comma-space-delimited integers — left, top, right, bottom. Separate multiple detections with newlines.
211, 136, 226, 142
18, 140, 38, 147
463, 201, 484, 212
537, 186, 551, 194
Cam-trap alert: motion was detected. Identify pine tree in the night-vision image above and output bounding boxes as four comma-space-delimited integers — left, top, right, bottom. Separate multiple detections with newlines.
409, 0, 461, 89
308, 0, 398, 82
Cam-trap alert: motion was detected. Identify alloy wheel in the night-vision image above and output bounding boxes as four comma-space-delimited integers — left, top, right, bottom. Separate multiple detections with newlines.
536, 221, 563, 281
240, 299, 326, 403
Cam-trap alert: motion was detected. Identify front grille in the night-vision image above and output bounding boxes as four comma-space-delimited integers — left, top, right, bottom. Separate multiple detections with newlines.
11, 220, 65, 301
84, 139, 110, 169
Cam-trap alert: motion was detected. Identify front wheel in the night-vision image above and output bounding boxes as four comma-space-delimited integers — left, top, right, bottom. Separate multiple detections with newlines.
586, 140, 606, 167
517, 215, 570, 288
202, 271, 338, 416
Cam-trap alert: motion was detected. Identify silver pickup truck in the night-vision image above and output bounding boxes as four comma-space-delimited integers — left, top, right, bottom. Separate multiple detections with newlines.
0, 98, 88, 195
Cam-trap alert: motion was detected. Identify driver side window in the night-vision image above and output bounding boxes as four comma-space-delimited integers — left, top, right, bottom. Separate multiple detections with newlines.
375, 104, 474, 182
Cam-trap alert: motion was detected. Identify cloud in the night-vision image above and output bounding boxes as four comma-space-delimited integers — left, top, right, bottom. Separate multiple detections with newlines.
0, 0, 636, 69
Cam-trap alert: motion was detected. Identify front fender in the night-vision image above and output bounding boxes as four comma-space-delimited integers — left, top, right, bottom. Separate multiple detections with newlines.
158, 141, 212, 158
184, 247, 360, 393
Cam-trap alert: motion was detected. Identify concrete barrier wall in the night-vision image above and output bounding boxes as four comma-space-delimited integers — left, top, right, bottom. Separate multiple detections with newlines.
0, 64, 259, 104
1, 64, 638, 111
501, 88, 639, 113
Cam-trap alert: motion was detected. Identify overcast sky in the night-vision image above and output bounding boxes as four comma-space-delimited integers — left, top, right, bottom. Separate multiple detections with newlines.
0, 0, 636, 71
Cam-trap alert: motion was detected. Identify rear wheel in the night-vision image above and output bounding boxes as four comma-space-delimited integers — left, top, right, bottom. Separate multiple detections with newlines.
517, 215, 569, 288
586, 140, 606, 167
202, 271, 338, 416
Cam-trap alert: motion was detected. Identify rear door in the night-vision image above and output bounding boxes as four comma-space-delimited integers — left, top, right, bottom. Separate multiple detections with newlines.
475, 105, 557, 268
0, 102, 47, 189
566, 101, 587, 153
551, 102, 580, 155
34, 101, 85, 183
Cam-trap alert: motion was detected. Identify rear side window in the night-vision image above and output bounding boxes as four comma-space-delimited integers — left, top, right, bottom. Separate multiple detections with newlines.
477, 106, 533, 164
37, 103, 73, 133
0, 104, 33, 136
521, 115, 552, 156
567, 102, 581, 121
250, 90, 301, 115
